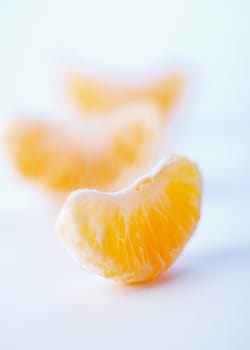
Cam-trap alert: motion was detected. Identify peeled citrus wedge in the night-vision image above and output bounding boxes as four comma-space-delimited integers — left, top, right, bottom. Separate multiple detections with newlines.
56, 156, 202, 283
67, 71, 185, 115
6, 103, 163, 195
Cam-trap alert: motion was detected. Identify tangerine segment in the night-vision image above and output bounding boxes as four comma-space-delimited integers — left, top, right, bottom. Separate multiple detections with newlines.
56, 156, 202, 283
6, 103, 163, 194
67, 71, 185, 115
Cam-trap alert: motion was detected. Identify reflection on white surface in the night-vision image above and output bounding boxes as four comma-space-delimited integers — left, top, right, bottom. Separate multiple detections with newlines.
0, 0, 250, 349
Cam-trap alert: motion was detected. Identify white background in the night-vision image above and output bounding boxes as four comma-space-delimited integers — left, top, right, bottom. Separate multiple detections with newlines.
0, 1, 249, 349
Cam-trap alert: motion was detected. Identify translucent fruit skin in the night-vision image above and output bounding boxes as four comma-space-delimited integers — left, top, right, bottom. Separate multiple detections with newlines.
56, 156, 202, 283
67, 72, 185, 115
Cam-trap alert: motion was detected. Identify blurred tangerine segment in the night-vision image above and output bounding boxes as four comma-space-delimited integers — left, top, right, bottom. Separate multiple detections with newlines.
56, 155, 202, 283
6, 103, 163, 195
67, 71, 185, 115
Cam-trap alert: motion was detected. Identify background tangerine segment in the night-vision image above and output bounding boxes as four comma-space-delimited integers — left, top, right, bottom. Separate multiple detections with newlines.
6, 106, 162, 194
67, 72, 185, 115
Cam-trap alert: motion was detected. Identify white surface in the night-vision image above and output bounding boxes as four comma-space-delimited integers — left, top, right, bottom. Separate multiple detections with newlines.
0, 1, 250, 349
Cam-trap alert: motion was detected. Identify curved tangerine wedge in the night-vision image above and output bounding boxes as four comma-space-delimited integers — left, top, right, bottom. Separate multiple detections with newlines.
56, 156, 202, 283
67, 71, 185, 115
6, 103, 163, 195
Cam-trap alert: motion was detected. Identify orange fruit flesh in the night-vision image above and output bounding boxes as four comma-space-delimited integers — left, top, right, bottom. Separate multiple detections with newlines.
56, 156, 201, 283
67, 72, 185, 115
6, 104, 163, 195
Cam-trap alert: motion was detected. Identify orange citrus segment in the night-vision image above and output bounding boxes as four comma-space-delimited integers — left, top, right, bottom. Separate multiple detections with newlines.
56, 156, 202, 283
6, 103, 163, 195
67, 71, 185, 115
